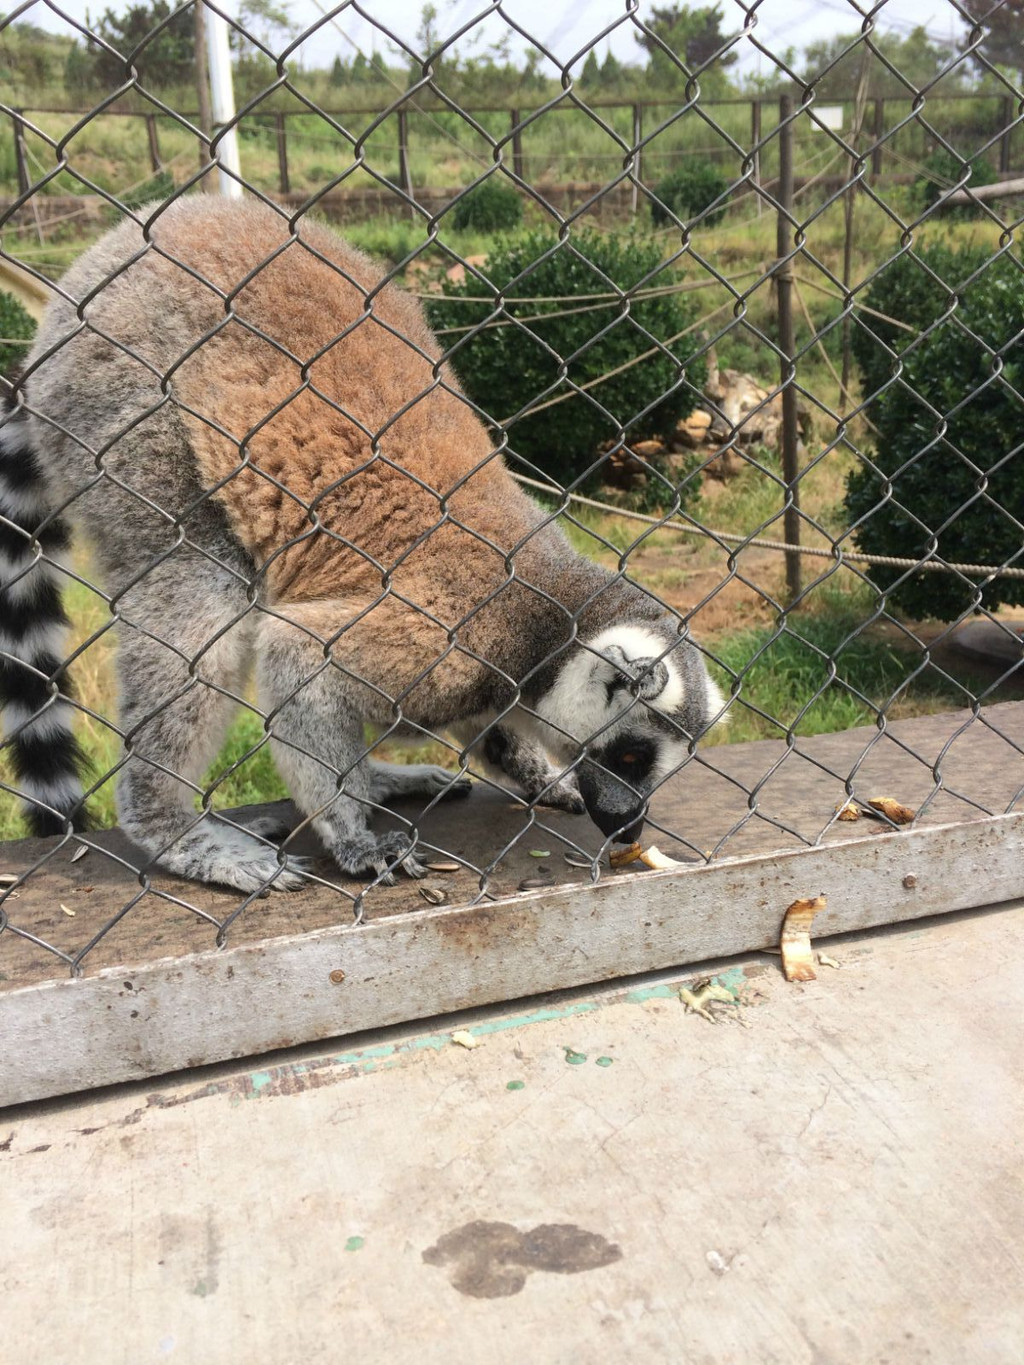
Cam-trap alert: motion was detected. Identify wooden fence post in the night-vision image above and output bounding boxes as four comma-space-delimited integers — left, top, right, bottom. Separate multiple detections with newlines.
509, 108, 524, 181
1000, 95, 1013, 175
776, 93, 801, 604
397, 107, 413, 216
275, 112, 290, 194
11, 112, 29, 196
631, 103, 643, 215
751, 99, 762, 216
870, 98, 884, 181
145, 114, 162, 173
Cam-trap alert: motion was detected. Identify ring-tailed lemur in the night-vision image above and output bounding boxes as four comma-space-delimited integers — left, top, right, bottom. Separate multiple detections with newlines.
0, 197, 724, 891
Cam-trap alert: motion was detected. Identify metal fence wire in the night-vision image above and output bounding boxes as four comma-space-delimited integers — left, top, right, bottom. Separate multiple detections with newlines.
1, 0, 1024, 976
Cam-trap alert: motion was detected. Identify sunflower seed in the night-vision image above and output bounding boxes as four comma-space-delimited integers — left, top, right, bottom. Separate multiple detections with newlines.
424, 861, 460, 872
60, 903, 76, 917
563, 854, 594, 868
419, 886, 447, 906
518, 875, 553, 892
71, 845, 90, 863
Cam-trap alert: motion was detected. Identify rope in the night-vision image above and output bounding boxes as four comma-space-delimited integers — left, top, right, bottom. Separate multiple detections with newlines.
511, 473, 1024, 580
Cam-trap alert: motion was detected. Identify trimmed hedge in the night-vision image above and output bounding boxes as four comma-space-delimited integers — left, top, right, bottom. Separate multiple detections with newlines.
844, 244, 1024, 619
915, 149, 998, 220
0, 290, 36, 377
425, 229, 707, 497
450, 179, 523, 233
651, 160, 730, 228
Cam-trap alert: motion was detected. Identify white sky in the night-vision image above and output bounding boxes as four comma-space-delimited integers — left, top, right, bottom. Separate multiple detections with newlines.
14, 0, 971, 77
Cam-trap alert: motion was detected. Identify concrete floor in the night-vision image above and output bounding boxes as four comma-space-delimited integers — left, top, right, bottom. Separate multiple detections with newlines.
3, 905, 1023, 1364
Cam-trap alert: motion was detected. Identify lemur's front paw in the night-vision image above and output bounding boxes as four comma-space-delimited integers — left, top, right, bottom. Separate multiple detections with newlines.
534, 775, 586, 815
332, 831, 427, 884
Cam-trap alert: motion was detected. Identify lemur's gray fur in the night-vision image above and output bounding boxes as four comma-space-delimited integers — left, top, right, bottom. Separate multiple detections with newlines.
0, 197, 724, 892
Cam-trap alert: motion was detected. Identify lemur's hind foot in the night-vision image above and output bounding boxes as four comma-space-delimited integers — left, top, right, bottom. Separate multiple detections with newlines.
142, 822, 313, 894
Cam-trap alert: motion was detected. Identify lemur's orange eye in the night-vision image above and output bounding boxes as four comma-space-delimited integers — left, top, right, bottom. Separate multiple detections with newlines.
620, 752, 637, 764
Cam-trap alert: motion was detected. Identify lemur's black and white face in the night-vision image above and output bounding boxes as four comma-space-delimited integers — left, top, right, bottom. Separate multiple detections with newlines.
535, 624, 725, 843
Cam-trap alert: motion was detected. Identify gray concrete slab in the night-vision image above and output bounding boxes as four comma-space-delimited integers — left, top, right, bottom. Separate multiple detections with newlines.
3, 904, 1023, 1364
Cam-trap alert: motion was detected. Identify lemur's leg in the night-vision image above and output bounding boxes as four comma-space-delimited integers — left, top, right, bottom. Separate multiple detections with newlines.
368, 759, 472, 804
255, 612, 427, 884
451, 720, 585, 814
115, 563, 309, 894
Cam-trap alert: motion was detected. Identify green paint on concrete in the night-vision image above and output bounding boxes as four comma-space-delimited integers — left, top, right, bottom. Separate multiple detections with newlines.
625, 983, 678, 1004
472, 1000, 598, 1035
239, 967, 751, 1102
506, 1080, 525, 1091
345, 1236, 365, 1252
627, 969, 746, 1006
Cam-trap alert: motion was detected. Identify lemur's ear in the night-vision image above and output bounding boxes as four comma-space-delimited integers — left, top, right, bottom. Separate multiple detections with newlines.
601, 645, 670, 700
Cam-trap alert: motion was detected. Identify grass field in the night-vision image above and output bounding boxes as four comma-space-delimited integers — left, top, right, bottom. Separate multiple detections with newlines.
1, 141, 1019, 838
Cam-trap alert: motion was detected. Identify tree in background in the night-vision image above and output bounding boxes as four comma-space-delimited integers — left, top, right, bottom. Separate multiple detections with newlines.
601, 49, 624, 83
635, 5, 738, 93
86, 1, 195, 88
961, 0, 1024, 80
799, 27, 969, 97
232, 0, 298, 95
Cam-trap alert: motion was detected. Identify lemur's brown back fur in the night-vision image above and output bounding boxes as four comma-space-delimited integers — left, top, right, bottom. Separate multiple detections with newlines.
141, 199, 541, 607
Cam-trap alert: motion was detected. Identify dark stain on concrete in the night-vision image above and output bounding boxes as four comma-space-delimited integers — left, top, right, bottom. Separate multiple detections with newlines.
422, 1219, 622, 1298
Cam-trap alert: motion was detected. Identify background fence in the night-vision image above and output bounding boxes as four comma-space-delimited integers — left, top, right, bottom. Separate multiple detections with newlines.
1, 0, 1023, 1005
7, 91, 1023, 204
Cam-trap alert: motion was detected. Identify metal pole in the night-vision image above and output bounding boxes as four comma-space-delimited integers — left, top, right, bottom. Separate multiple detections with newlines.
204, 3, 243, 198
776, 93, 801, 603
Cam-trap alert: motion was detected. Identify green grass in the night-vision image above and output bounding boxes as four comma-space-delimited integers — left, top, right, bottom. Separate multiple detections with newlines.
703, 577, 993, 747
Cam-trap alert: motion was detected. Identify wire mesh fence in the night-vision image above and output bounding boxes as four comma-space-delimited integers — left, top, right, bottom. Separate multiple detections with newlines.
1, 0, 1023, 982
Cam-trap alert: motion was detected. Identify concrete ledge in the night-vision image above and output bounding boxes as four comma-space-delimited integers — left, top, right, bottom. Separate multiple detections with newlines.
2, 703, 1023, 1104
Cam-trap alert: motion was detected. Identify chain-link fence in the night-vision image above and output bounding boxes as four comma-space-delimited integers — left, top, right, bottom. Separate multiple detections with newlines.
1, 0, 1023, 992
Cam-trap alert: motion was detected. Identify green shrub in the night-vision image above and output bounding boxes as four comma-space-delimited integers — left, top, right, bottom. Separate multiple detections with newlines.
119, 170, 176, 212
450, 178, 523, 233
425, 229, 707, 495
0, 291, 36, 377
651, 160, 730, 228
844, 243, 1024, 619
914, 149, 998, 219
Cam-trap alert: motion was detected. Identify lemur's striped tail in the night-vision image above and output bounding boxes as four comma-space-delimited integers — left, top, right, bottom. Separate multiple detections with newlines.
0, 404, 87, 836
